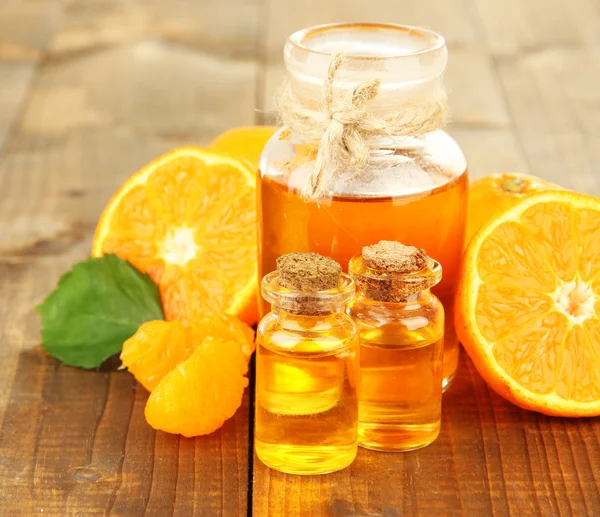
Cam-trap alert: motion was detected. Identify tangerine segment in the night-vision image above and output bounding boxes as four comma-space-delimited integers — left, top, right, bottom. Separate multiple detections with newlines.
518, 200, 580, 282
92, 148, 258, 325
578, 208, 600, 281
121, 320, 189, 392
476, 221, 557, 292
121, 317, 255, 392
457, 191, 600, 416
145, 336, 249, 437
189, 315, 255, 359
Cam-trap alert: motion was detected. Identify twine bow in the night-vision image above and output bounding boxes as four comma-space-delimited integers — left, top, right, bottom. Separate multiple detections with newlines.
276, 52, 448, 199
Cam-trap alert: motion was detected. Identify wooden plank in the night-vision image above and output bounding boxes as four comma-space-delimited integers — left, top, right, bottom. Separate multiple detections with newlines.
0, 63, 36, 153
0, 129, 173, 254
252, 354, 600, 516
0, 204, 251, 516
472, 0, 600, 55
445, 47, 511, 128
18, 41, 257, 142
0, 1, 62, 61
0, 0, 260, 514
0, 38, 258, 254
51, 0, 260, 60
0, 262, 251, 515
497, 47, 600, 195
1, 0, 600, 516
450, 128, 531, 180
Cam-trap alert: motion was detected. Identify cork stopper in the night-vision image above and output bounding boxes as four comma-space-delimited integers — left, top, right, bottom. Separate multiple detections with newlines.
277, 252, 341, 291
362, 241, 428, 274
275, 253, 343, 315
357, 241, 437, 303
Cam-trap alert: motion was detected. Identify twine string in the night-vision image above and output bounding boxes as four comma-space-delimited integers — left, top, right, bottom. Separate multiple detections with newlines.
276, 51, 448, 199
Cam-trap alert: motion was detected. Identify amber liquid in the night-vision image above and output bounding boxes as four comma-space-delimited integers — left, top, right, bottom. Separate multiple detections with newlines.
358, 325, 443, 451
258, 172, 468, 387
254, 314, 359, 475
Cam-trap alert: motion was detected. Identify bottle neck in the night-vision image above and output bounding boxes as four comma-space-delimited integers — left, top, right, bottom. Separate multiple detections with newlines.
285, 23, 448, 110
271, 304, 346, 316
270, 304, 347, 330
354, 287, 434, 308
348, 255, 442, 304
261, 271, 355, 316
286, 75, 446, 114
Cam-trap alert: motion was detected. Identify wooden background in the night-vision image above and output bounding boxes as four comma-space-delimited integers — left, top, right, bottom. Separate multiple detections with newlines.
1, 0, 599, 515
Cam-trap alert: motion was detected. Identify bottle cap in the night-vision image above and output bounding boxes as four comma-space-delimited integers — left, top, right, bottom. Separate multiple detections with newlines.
273, 252, 346, 315
354, 240, 440, 302
277, 252, 342, 292
362, 240, 428, 274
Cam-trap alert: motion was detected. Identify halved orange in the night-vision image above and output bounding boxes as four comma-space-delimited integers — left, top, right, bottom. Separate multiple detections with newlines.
121, 316, 255, 391
92, 147, 258, 325
145, 336, 249, 437
456, 190, 600, 416
465, 173, 559, 246
209, 126, 277, 168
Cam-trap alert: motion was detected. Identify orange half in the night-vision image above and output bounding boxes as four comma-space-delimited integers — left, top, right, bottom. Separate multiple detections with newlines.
209, 126, 277, 168
465, 173, 559, 246
456, 191, 600, 416
92, 147, 258, 325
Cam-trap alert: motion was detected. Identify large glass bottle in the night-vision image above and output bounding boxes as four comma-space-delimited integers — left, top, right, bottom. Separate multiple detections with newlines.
258, 23, 468, 388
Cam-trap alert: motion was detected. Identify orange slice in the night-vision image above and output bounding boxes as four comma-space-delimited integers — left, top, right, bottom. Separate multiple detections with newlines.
209, 126, 277, 168
456, 191, 600, 416
145, 336, 249, 437
92, 147, 258, 325
121, 316, 255, 391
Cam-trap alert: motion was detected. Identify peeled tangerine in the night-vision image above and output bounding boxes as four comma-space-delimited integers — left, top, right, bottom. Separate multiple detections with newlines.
121, 316, 255, 392
145, 336, 249, 437
456, 191, 600, 417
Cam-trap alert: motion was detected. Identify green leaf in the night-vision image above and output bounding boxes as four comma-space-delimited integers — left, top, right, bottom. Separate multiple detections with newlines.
37, 254, 164, 369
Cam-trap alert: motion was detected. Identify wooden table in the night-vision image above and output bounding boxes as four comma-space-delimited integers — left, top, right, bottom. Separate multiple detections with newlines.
1, 1, 599, 515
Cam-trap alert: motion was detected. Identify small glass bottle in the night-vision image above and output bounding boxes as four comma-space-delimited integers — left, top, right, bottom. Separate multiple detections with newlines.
255, 252, 359, 474
348, 241, 444, 451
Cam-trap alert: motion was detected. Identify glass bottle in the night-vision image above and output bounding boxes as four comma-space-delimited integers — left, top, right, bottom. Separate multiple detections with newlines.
255, 252, 359, 475
257, 23, 467, 390
348, 241, 444, 451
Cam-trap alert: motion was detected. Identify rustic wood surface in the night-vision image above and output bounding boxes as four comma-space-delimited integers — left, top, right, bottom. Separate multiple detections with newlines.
0, 0, 599, 516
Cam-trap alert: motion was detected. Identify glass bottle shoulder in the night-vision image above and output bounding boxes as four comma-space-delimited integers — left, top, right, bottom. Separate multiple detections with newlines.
257, 311, 358, 357
347, 295, 444, 348
259, 127, 467, 198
